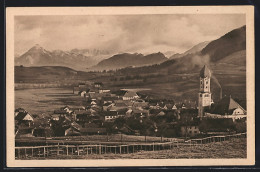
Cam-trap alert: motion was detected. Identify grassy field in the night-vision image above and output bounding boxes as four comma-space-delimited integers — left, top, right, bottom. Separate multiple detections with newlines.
31, 138, 246, 159
15, 88, 87, 115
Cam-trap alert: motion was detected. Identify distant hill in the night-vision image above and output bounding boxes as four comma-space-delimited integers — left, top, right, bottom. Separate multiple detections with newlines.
14, 65, 97, 84
201, 25, 246, 62
15, 66, 77, 83
169, 41, 210, 60
15, 45, 110, 71
91, 52, 168, 70
117, 25, 246, 75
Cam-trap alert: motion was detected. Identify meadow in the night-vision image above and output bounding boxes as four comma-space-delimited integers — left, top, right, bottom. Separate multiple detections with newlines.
15, 87, 87, 115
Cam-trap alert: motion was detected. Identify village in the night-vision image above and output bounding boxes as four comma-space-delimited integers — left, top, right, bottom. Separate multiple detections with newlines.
15, 65, 247, 142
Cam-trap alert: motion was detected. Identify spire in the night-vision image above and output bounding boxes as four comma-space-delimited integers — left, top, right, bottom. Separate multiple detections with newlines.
200, 65, 211, 78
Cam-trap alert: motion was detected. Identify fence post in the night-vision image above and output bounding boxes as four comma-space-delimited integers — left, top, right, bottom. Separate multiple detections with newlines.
44, 147, 46, 158
25, 148, 27, 159
77, 145, 80, 156
99, 145, 101, 154
57, 143, 59, 156
66, 145, 69, 156
18, 148, 20, 159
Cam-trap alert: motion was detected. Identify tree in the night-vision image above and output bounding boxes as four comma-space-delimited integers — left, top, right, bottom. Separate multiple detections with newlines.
179, 109, 195, 139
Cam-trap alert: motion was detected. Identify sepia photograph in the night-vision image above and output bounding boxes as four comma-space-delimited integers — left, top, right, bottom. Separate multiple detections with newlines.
6, 6, 255, 167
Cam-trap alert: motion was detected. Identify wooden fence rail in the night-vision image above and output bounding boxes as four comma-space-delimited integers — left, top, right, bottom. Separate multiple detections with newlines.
15, 132, 246, 159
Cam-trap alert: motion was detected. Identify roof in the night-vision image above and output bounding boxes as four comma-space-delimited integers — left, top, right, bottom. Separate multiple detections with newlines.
123, 91, 138, 97
15, 112, 33, 121
94, 82, 103, 85
200, 65, 211, 78
211, 96, 246, 115
84, 123, 99, 128
54, 109, 67, 114
71, 121, 82, 131
115, 102, 127, 107
103, 102, 112, 106
165, 104, 174, 109
75, 109, 91, 114
105, 111, 118, 116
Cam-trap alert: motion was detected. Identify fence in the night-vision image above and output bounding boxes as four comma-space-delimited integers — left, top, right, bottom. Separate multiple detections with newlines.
15, 132, 246, 159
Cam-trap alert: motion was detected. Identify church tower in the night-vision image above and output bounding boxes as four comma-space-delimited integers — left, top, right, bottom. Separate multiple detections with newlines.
198, 65, 212, 118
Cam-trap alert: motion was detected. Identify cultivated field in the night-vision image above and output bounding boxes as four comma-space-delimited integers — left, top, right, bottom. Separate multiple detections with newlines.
15, 88, 87, 115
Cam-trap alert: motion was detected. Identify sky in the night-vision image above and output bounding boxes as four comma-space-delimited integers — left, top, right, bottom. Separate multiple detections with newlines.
14, 14, 245, 56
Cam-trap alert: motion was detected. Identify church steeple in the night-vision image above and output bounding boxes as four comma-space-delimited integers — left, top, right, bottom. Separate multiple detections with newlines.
200, 65, 211, 78
198, 65, 212, 118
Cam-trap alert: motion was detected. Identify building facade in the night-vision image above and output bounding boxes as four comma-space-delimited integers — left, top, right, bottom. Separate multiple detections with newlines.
198, 65, 212, 118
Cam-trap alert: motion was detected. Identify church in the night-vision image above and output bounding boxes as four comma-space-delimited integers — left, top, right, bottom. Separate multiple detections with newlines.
197, 65, 246, 121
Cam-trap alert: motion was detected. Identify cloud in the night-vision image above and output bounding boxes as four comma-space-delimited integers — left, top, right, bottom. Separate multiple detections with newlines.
14, 14, 245, 55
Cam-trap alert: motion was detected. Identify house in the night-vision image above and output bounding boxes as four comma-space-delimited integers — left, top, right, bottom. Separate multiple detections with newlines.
51, 109, 68, 121
133, 99, 149, 108
103, 102, 112, 111
132, 108, 149, 118
125, 109, 133, 118
79, 91, 87, 97
73, 110, 91, 122
108, 101, 128, 111
15, 111, 34, 127
117, 108, 128, 118
73, 83, 89, 94
205, 96, 247, 121
70, 106, 86, 111
104, 111, 119, 121
149, 103, 158, 109
163, 104, 174, 110
157, 111, 166, 116
61, 106, 72, 113
122, 91, 139, 100
103, 96, 118, 104
94, 82, 103, 88
180, 125, 200, 137
15, 126, 34, 138
172, 104, 177, 110
15, 108, 27, 117
99, 89, 111, 93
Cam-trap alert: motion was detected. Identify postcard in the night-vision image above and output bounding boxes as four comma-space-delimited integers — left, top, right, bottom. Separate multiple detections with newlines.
6, 6, 255, 167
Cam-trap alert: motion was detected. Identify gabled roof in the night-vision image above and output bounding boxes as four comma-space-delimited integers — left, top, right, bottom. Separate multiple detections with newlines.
123, 91, 138, 97
103, 102, 112, 106
15, 112, 33, 121
200, 65, 211, 78
71, 121, 82, 131
165, 104, 174, 109
211, 96, 246, 115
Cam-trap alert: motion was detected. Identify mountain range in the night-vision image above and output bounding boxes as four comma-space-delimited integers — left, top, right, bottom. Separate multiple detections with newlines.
91, 52, 168, 71
117, 25, 246, 75
15, 25, 246, 74
15, 45, 112, 71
